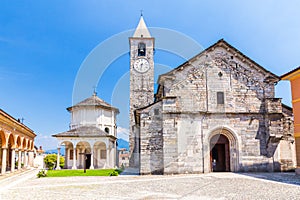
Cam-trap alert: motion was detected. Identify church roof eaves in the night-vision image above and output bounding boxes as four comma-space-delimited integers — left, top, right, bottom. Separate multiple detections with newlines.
0, 108, 36, 137
157, 39, 280, 84
134, 100, 162, 124
282, 103, 293, 111
52, 125, 116, 138
135, 99, 162, 112
281, 66, 300, 80
67, 93, 119, 113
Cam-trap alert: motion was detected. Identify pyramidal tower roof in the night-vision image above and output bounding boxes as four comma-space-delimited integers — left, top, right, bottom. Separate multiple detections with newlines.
133, 15, 151, 38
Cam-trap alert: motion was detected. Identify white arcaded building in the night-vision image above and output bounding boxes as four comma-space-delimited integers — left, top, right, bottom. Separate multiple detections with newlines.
53, 92, 119, 169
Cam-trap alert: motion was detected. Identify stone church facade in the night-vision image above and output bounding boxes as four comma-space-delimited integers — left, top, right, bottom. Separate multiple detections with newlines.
129, 16, 296, 174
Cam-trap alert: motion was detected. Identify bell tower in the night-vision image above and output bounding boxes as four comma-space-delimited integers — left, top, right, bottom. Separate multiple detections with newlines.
129, 15, 155, 167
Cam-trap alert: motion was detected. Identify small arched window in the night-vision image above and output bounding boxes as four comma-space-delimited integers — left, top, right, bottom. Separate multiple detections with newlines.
138, 42, 146, 56
104, 127, 110, 134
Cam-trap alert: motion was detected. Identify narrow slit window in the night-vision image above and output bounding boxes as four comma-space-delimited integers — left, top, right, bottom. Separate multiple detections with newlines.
217, 92, 224, 104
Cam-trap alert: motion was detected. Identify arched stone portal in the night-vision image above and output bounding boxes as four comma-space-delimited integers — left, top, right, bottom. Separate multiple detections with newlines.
208, 128, 239, 172
93, 142, 106, 169
210, 134, 230, 172
59, 141, 73, 169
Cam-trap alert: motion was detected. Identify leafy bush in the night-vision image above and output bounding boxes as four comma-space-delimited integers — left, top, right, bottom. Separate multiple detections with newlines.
110, 170, 119, 176
37, 169, 47, 178
115, 168, 123, 174
44, 154, 64, 170
15, 161, 24, 168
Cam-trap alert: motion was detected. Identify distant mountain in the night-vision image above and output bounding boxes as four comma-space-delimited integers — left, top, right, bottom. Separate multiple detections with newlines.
117, 138, 129, 150
45, 147, 65, 156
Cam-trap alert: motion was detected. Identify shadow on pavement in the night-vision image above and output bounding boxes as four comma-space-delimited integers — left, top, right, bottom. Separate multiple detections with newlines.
236, 172, 300, 186
120, 167, 140, 175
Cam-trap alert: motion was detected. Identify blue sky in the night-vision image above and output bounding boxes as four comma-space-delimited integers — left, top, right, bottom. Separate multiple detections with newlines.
0, 0, 299, 150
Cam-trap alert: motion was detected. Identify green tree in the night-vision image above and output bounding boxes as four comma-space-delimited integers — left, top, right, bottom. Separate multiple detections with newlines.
44, 154, 64, 170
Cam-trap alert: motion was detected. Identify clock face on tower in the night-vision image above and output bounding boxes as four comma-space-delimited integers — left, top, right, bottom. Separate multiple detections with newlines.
133, 58, 150, 73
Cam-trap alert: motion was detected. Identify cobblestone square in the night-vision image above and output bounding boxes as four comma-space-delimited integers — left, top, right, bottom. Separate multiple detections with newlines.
1, 169, 300, 200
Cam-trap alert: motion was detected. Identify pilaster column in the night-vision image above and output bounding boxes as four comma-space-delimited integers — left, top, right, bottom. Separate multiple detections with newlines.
113, 143, 116, 167
98, 148, 101, 167
28, 151, 34, 167
24, 151, 28, 168
21, 151, 25, 168
11, 148, 16, 172
68, 148, 71, 169
18, 150, 22, 170
56, 148, 61, 170
90, 148, 94, 169
110, 146, 115, 167
72, 148, 77, 169
106, 148, 110, 168
1, 148, 7, 175
64, 148, 68, 169
78, 148, 83, 169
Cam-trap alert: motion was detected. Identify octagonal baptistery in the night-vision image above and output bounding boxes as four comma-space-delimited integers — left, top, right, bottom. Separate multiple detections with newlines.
53, 92, 119, 169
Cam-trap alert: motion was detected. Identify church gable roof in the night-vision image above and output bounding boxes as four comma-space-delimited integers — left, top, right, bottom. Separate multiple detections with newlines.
158, 39, 279, 84
67, 93, 119, 113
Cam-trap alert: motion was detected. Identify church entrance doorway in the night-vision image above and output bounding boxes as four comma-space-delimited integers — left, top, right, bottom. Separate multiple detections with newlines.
210, 134, 230, 172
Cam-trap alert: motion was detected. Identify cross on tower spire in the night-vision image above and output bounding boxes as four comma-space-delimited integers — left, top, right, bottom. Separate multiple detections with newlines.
133, 14, 151, 38
93, 86, 97, 96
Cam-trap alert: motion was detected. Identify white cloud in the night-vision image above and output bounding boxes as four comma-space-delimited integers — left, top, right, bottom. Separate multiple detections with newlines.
117, 126, 129, 141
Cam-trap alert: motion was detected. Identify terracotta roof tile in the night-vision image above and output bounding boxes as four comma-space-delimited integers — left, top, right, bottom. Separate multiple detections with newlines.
52, 125, 112, 137
67, 93, 119, 113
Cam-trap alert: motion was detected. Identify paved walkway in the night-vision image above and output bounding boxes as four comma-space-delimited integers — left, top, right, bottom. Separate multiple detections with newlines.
0, 170, 300, 199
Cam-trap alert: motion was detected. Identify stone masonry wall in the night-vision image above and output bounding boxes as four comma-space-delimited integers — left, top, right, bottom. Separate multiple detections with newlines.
139, 42, 295, 174
158, 47, 294, 173
129, 37, 155, 167
139, 101, 164, 174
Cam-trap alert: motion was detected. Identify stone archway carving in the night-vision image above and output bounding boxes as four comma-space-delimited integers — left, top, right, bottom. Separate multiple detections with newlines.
93, 141, 107, 168
208, 127, 239, 172
58, 141, 74, 169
